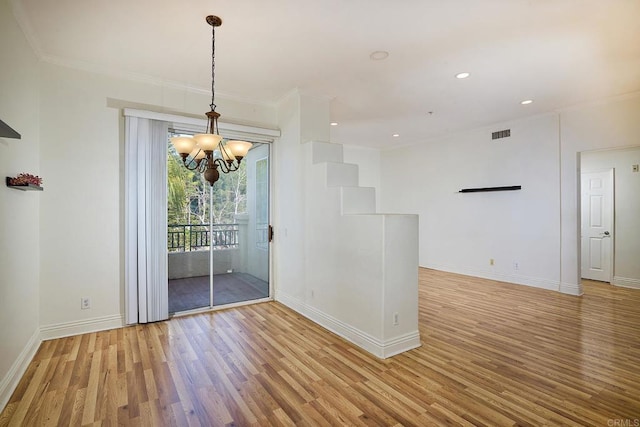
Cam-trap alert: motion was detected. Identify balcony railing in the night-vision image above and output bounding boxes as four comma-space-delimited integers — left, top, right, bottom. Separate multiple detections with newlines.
168, 223, 238, 252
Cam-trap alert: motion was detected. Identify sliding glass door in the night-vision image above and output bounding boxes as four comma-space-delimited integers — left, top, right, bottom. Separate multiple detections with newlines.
167, 133, 270, 314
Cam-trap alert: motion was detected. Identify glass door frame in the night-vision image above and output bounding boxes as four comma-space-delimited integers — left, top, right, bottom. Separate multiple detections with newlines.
168, 129, 274, 316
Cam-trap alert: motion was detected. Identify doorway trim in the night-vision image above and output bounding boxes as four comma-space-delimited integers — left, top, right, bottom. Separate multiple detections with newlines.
577, 145, 640, 291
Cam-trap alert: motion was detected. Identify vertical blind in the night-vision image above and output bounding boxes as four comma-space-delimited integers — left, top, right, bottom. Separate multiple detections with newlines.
124, 115, 169, 324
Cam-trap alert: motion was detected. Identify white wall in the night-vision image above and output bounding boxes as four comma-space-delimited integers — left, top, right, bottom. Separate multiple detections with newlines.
343, 144, 381, 211
272, 93, 333, 304
273, 93, 419, 358
38, 64, 121, 328
381, 114, 562, 290
380, 93, 640, 295
580, 146, 640, 287
272, 91, 309, 302
0, 0, 41, 407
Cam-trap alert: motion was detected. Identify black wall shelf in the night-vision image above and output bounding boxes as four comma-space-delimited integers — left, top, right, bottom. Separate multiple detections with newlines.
459, 185, 521, 193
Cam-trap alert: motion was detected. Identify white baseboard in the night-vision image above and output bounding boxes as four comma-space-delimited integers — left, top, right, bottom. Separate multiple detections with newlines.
613, 276, 640, 289
380, 331, 422, 358
426, 263, 562, 292
40, 314, 125, 341
276, 291, 420, 359
560, 282, 583, 296
0, 328, 41, 411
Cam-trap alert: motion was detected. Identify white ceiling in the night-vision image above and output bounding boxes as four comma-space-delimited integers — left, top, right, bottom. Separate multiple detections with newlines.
13, 0, 640, 149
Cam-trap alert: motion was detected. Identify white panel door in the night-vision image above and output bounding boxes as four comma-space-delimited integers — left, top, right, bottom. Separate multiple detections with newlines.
580, 170, 614, 282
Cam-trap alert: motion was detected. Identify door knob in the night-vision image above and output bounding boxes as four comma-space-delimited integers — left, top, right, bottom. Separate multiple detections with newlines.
603, 231, 610, 236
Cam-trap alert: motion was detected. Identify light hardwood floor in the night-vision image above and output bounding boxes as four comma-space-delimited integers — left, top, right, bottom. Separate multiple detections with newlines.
1, 269, 639, 426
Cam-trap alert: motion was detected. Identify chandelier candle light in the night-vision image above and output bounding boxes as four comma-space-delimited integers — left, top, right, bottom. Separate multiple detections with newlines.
171, 15, 252, 186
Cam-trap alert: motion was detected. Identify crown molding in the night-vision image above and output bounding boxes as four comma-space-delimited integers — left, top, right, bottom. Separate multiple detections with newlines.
9, 0, 43, 59
8, 2, 278, 110
41, 54, 277, 108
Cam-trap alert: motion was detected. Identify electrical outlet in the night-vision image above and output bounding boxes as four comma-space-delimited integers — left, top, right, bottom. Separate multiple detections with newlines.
311, 289, 315, 298
393, 313, 399, 326
81, 297, 91, 310
514, 262, 519, 270
226, 269, 233, 273
489, 258, 495, 266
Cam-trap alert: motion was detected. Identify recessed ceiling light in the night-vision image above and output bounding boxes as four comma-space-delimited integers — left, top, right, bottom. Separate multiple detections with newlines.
455, 72, 470, 79
521, 99, 533, 105
330, 122, 338, 126
392, 133, 400, 137
370, 51, 389, 61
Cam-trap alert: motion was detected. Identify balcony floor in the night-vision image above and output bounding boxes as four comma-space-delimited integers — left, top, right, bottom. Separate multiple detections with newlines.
168, 273, 269, 313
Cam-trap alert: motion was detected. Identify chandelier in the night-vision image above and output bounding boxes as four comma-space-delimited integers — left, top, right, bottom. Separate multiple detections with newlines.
170, 15, 252, 186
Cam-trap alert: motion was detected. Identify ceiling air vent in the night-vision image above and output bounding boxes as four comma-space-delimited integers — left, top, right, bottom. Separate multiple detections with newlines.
491, 129, 510, 140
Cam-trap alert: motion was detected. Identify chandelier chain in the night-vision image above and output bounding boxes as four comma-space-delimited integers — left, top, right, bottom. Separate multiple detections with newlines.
210, 23, 216, 112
